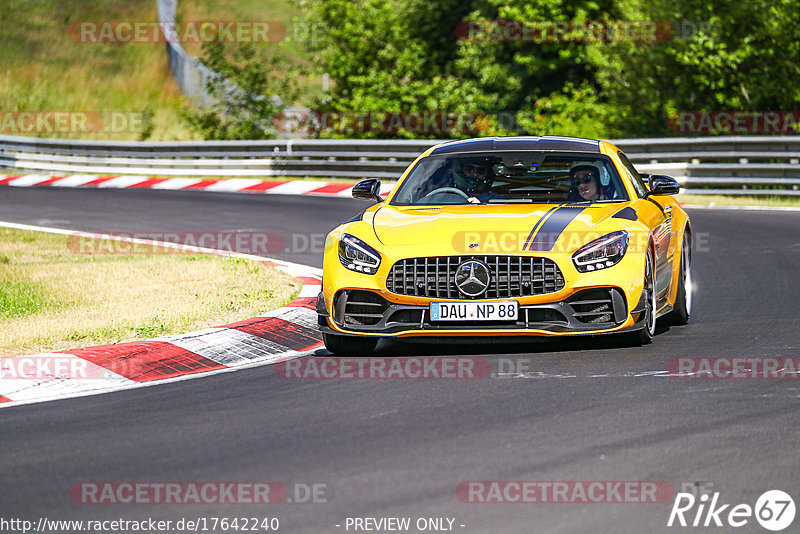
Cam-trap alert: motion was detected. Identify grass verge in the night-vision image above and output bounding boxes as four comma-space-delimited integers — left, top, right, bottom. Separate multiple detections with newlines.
0, 227, 300, 357
0, 0, 193, 140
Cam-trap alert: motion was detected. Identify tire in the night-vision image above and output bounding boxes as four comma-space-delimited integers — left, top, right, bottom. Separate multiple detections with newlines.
322, 332, 378, 356
636, 248, 657, 345
667, 235, 692, 326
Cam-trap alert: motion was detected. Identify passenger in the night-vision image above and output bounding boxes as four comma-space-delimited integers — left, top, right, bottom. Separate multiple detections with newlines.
568, 165, 608, 202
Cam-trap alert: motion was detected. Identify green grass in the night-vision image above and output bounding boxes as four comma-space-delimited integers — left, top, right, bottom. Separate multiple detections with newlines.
0, 226, 300, 357
0, 279, 53, 319
0, 0, 316, 142
0, 0, 193, 140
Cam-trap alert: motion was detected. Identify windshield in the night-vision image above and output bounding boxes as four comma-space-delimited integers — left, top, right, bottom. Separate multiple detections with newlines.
391, 151, 629, 205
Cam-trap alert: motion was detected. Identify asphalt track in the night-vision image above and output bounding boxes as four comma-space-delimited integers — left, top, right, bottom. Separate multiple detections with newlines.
1, 187, 799, 533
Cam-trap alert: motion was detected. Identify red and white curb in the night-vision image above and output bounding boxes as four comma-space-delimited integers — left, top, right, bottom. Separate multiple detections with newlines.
0, 174, 395, 197
6, 174, 798, 211
0, 222, 325, 409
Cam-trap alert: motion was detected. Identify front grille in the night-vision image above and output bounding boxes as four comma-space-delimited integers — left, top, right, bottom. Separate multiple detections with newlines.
386, 256, 565, 299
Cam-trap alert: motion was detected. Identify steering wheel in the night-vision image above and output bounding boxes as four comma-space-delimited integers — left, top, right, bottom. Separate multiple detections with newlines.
419, 187, 470, 203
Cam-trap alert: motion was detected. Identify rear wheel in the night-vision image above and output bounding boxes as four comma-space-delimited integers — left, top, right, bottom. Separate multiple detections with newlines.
322, 332, 378, 356
636, 249, 657, 345
667, 235, 692, 325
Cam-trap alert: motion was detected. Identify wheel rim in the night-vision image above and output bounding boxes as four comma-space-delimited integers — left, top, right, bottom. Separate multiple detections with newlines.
645, 253, 656, 335
683, 245, 692, 315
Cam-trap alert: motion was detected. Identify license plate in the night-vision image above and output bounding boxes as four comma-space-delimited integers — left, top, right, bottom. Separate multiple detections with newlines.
430, 301, 518, 321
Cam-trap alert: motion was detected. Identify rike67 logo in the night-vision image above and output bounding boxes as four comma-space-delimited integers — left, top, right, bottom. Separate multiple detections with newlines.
668, 489, 795, 531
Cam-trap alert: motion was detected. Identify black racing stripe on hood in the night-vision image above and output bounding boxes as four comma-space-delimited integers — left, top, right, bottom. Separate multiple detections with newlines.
528, 206, 586, 251
522, 205, 560, 250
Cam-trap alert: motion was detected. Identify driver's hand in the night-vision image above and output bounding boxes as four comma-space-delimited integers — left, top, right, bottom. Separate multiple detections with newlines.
468, 197, 481, 204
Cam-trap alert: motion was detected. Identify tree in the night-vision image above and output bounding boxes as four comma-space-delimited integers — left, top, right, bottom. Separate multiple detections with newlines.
296, 0, 622, 138
588, 0, 800, 135
181, 39, 298, 140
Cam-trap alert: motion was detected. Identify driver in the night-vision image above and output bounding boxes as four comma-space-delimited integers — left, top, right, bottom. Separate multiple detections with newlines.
452, 160, 494, 203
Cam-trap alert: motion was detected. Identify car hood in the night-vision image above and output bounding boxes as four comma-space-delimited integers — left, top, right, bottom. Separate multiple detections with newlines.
371, 203, 631, 253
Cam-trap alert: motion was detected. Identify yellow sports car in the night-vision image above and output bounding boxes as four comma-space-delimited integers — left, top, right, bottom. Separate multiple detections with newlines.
317, 136, 692, 355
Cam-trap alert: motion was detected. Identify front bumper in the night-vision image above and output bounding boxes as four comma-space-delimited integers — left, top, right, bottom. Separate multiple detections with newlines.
318, 287, 646, 338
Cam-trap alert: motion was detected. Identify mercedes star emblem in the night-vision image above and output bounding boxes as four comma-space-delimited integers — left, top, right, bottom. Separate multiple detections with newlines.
455, 259, 491, 297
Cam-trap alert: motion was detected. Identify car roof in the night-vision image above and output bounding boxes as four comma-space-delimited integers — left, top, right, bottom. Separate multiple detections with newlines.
429, 136, 601, 156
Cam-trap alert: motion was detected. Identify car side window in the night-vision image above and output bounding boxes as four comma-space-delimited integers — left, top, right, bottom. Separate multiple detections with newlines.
617, 151, 648, 198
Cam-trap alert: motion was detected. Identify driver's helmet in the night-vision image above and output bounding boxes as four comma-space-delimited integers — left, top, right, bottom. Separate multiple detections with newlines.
452, 158, 494, 195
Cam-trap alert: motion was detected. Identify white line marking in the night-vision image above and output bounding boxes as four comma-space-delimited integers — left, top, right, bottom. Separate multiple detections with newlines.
0, 221, 321, 277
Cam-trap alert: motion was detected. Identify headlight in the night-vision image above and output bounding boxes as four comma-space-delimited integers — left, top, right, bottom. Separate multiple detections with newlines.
572, 231, 628, 273
338, 234, 381, 274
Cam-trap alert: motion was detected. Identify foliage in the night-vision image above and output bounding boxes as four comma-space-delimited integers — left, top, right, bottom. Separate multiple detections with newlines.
515, 83, 618, 138
181, 39, 298, 140
294, 0, 621, 138
202, 0, 800, 139
587, 0, 800, 135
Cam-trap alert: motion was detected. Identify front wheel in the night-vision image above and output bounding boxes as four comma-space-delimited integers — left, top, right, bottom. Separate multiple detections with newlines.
667, 236, 691, 326
322, 332, 378, 356
636, 249, 657, 345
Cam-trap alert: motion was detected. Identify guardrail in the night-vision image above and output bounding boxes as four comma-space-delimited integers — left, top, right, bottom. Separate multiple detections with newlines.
1, 134, 799, 195
157, 0, 216, 104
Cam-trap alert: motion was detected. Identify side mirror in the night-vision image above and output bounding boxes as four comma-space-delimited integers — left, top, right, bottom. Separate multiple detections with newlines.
352, 178, 383, 203
645, 175, 680, 197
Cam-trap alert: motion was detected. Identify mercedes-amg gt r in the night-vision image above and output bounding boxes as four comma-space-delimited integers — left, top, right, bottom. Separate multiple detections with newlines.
317, 136, 692, 355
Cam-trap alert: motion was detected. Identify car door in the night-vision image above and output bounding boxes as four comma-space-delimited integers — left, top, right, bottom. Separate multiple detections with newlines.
616, 151, 673, 301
